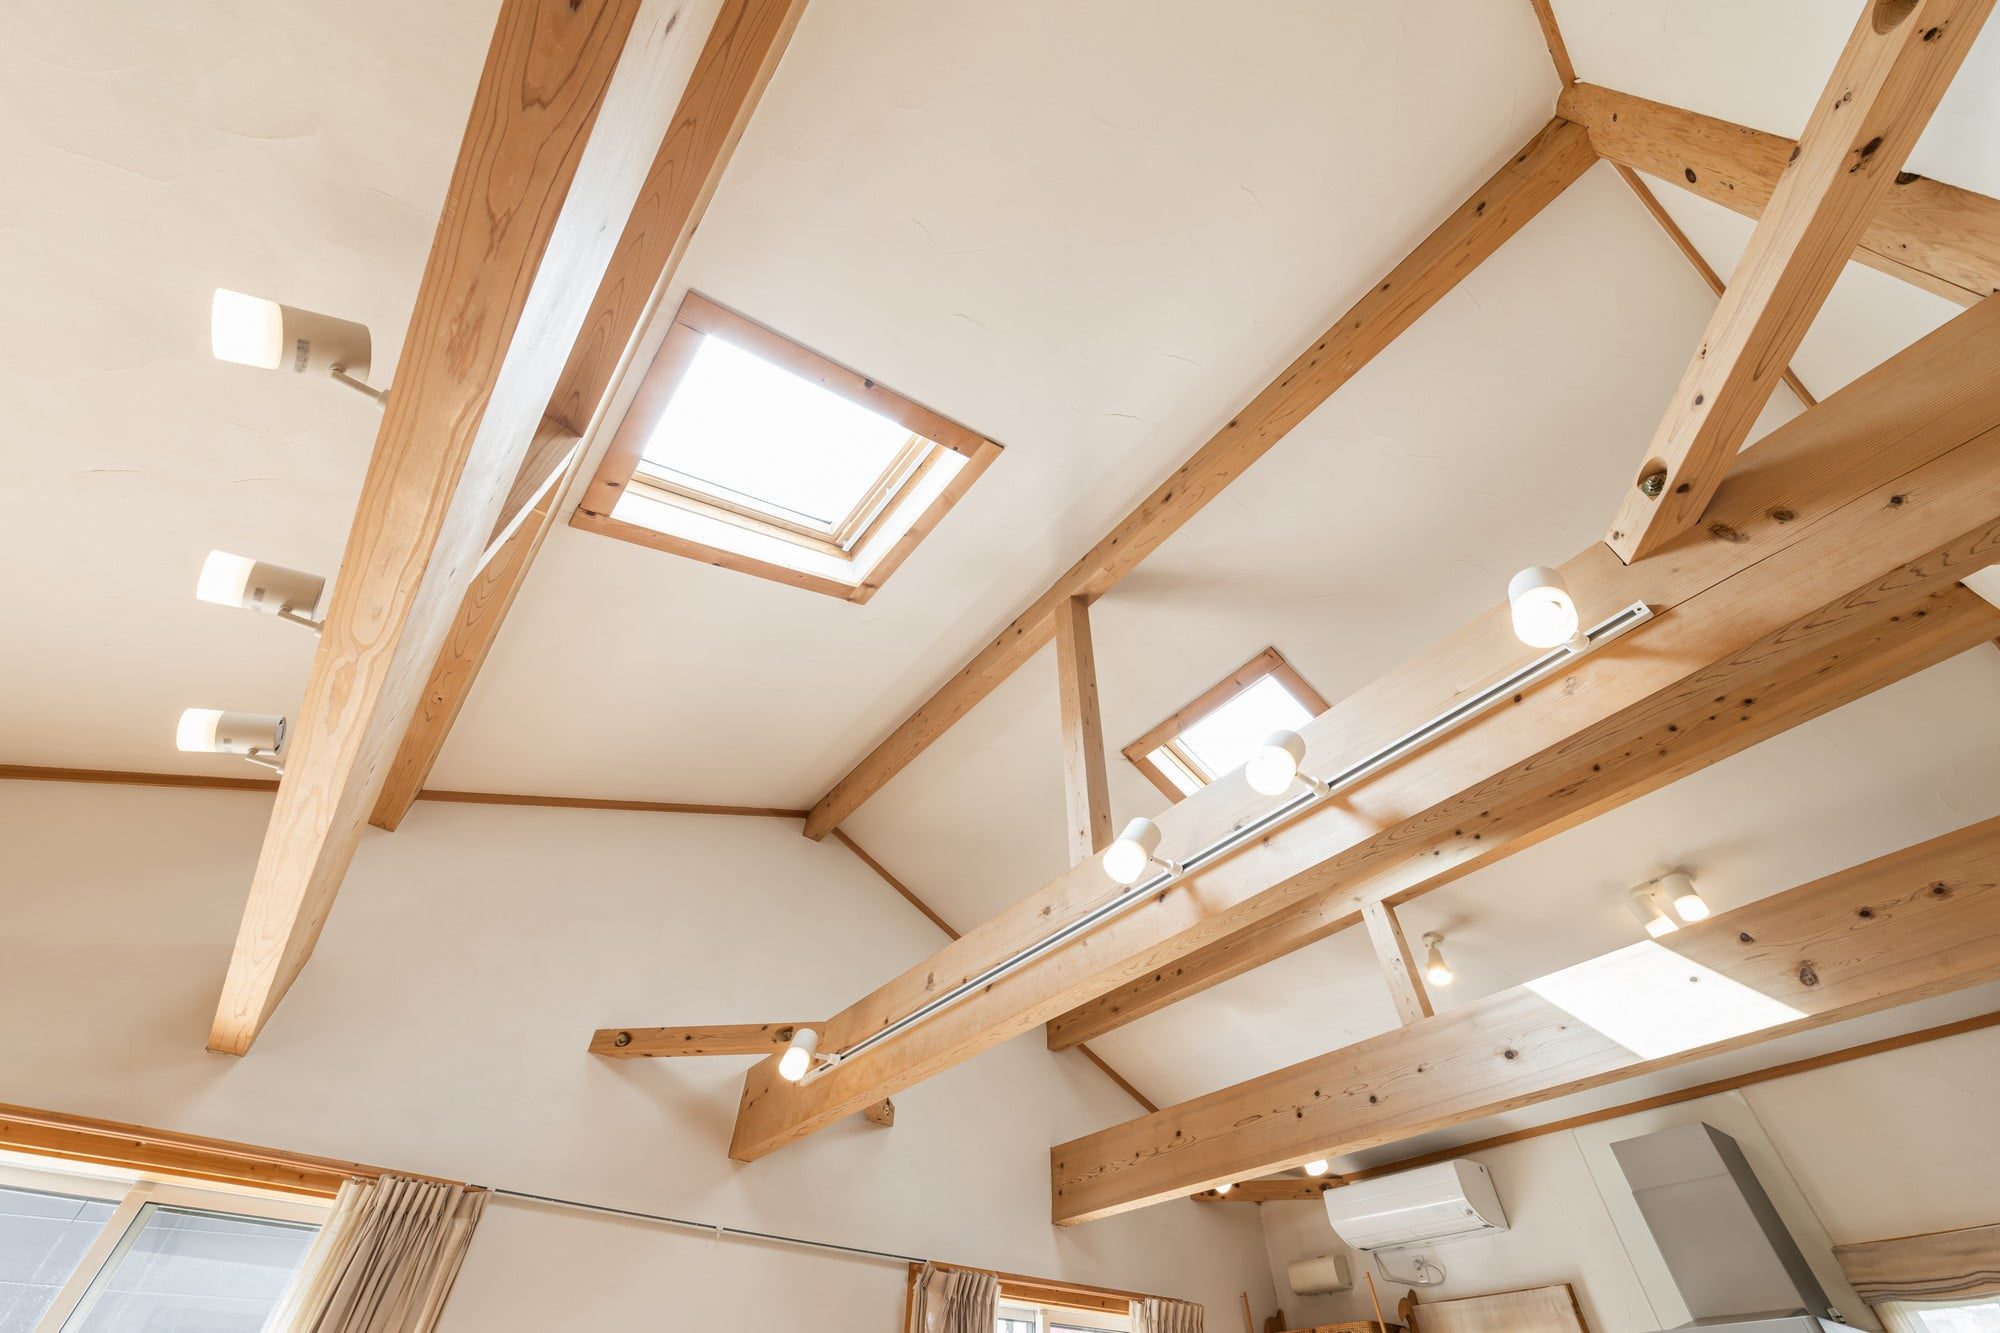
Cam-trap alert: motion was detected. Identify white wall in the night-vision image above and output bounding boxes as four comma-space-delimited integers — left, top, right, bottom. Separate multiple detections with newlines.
1258, 1025, 2000, 1333
0, 779, 1277, 1330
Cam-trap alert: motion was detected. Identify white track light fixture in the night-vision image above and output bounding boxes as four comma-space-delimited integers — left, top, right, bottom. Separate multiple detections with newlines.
196, 551, 325, 631
1245, 730, 1333, 797
1659, 871, 1710, 922
1508, 566, 1585, 650
777, 1027, 820, 1083
211, 288, 385, 403
1629, 886, 1680, 938
1303, 1159, 1331, 1178
176, 708, 285, 772
1421, 931, 1454, 986
1103, 817, 1183, 886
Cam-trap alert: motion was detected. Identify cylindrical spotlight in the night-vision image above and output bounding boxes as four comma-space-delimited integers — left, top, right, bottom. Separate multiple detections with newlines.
1303, 1159, 1331, 1178
1213, 1182, 1234, 1197
1245, 730, 1307, 797
1660, 871, 1710, 922
777, 1027, 820, 1083
1421, 931, 1453, 986
196, 551, 325, 621
211, 289, 372, 381
1630, 887, 1679, 938
1508, 565, 1581, 649
176, 708, 285, 757
1104, 817, 1164, 886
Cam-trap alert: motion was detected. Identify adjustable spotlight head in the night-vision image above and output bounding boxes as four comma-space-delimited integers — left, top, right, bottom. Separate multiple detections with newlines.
1104, 817, 1181, 886
1302, 1159, 1331, 1178
1421, 931, 1453, 986
196, 551, 325, 629
211, 289, 382, 401
1244, 729, 1330, 798
1213, 1182, 1234, 1197
1659, 871, 1709, 923
1508, 565, 1584, 650
176, 708, 286, 772
1629, 886, 1680, 938
777, 1027, 820, 1083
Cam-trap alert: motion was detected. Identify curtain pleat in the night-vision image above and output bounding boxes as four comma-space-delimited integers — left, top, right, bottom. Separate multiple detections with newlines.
266, 1176, 486, 1333
1131, 1295, 1205, 1333
909, 1262, 1000, 1333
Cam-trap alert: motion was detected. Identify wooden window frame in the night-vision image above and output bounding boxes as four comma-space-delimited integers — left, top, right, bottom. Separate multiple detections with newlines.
575, 292, 1002, 603
1121, 646, 1330, 801
903, 1262, 1144, 1329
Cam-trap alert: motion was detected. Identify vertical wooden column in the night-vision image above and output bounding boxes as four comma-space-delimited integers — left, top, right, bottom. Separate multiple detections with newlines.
1054, 597, 1113, 865
1359, 900, 1433, 1026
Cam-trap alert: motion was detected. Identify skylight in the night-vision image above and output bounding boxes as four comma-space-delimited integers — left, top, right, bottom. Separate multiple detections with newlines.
1125, 648, 1329, 800
576, 293, 1000, 603
1524, 940, 1804, 1061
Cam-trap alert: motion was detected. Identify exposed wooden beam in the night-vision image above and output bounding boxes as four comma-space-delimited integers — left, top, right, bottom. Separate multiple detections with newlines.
1046, 551, 1998, 1052
368, 0, 811, 835
208, 0, 729, 1056
589, 1023, 814, 1057
1613, 164, 1817, 409
1055, 597, 1114, 864
1052, 813, 2000, 1223
863, 1098, 896, 1127
799, 118, 1597, 840
727, 295, 2000, 1161
1192, 1008, 2000, 1204
1194, 1179, 1335, 1204
1359, 900, 1433, 1026
1525, 0, 1577, 87
1606, 0, 1993, 565
1561, 81, 2000, 308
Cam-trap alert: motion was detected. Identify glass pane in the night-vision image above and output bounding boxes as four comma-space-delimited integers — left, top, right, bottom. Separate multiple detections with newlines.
0, 1186, 115, 1333
1175, 673, 1314, 779
642, 335, 918, 529
64, 1204, 316, 1333
1913, 1299, 2000, 1333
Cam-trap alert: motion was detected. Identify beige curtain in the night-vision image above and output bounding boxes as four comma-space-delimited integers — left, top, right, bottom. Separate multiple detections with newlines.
1131, 1296, 1205, 1333
908, 1262, 999, 1333
267, 1176, 487, 1333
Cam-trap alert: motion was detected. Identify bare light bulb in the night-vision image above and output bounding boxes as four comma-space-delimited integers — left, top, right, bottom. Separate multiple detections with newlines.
1104, 817, 1165, 886
1421, 932, 1453, 987
1661, 871, 1710, 922
1245, 730, 1307, 797
1508, 565, 1581, 649
777, 1027, 819, 1083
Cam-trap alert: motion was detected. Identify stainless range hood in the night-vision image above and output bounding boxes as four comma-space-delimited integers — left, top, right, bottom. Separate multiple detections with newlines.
1612, 1123, 1866, 1333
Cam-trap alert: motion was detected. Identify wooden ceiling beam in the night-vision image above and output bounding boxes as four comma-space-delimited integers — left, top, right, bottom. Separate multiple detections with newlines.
589, 1023, 816, 1057
1561, 82, 2000, 308
726, 294, 2000, 1160
799, 118, 1598, 840
1360, 900, 1434, 1027
208, 0, 732, 1055
1052, 812, 2000, 1223
363, 0, 810, 836
1055, 597, 1114, 865
1606, 0, 1993, 565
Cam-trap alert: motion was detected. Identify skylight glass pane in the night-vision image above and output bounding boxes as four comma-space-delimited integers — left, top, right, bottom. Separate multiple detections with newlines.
642, 335, 919, 529
1524, 941, 1803, 1061
1146, 747, 1205, 796
1176, 674, 1314, 779
0, 1186, 115, 1332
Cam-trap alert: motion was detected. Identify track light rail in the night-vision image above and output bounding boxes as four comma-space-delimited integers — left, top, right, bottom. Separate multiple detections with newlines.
799, 600, 1655, 1083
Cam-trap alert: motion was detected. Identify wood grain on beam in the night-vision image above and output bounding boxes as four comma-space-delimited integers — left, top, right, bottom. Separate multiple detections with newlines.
365, 0, 808, 835
1360, 901, 1433, 1026
1046, 571, 2000, 1051
728, 296, 2000, 1161
1525, 0, 1577, 86
1614, 164, 1817, 409
799, 118, 1596, 839
863, 1098, 896, 1127
1052, 813, 2000, 1223
1055, 597, 1114, 864
1606, 0, 1993, 564
208, 0, 725, 1056
1194, 1179, 1336, 1204
589, 1023, 813, 1057
1562, 81, 2000, 308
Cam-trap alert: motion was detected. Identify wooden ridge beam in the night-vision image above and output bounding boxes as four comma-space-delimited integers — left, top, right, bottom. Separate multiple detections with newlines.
1561, 82, 2000, 308
726, 295, 2000, 1162
208, 0, 727, 1055
799, 118, 1597, 840
366, 0, 811, 836
589, 1022, 815, 1057
1055, 597, 1114, 864
1606, 0, 1994, 564
1045, 577, 1999, 1050
1051, 812, 2000, 1223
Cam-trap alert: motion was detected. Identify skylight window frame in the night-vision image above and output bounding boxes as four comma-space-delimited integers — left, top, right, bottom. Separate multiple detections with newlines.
575, 292, 1001, 603
1122, 646, 1330, 802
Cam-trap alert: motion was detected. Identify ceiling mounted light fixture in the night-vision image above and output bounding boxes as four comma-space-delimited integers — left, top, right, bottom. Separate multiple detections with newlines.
1508, 565, 1585, 650
1421, 931, 1453, 987
1103, 817, 1183, 886
1244, 730, 1333, 798
1303, 1159, 1332, 1178
1629, 886, 1680, 939
1659, 871, 1710, 923
210, 288, 385, 403
1213, 1182, 1234, 1197
777, 1027, 820, 1083
175, 708, 285, 772
196, 551, 325, 631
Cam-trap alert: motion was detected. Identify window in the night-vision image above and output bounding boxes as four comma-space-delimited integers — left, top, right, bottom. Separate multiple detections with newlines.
0, 1157, 322, 1333
1123, 647, 1330, 800
576, 292, 1001, 602
997, 1300, 1131, 1333
1881, 1297, 2000, 1333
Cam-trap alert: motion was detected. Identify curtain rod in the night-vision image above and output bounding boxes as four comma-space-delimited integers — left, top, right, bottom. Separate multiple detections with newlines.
488, 1187, 924, 1266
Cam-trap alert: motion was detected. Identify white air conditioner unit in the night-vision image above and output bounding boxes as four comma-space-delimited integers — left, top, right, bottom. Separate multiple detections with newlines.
1322, 1160, 1507, 1254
